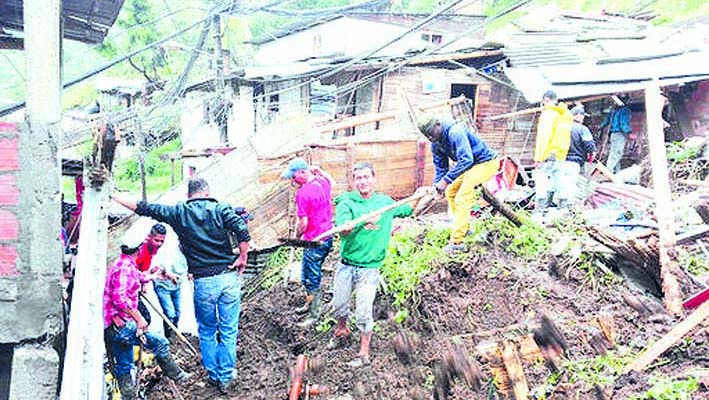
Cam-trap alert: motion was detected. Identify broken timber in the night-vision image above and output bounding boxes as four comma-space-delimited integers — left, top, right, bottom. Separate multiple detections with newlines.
645, 81, 683, 316
624, 298, 709, 373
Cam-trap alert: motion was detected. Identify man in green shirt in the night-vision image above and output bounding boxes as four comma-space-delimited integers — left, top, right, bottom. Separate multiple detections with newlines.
332, 162, 426, 367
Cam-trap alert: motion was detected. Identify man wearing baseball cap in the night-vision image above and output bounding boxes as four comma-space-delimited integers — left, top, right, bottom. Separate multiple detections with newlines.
567, 105, 596, 169
104, 231, 189, 399
417, 115, 498, 254
281, 158, 335, 327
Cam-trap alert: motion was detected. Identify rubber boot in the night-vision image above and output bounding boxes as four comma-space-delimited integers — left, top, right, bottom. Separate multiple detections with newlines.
295, 293, 313, 314
117, 374, 136, 400
156, 354, 190, 383
309, 289, 322, 319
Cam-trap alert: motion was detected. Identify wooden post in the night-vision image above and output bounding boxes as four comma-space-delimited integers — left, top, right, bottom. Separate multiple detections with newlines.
60, 128, 115, 400
645, 80, 683, 316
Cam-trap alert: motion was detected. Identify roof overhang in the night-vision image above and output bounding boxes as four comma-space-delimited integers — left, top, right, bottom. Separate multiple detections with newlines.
506, 51, 709, 102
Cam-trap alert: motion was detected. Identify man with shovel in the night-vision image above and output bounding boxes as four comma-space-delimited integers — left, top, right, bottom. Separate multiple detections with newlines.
104, 231, 189, 400
281, 158, 335, 327
417, 115, 499, 254
332, 162, 429, 367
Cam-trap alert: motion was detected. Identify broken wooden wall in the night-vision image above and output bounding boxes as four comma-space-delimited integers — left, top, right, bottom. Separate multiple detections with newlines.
684, 80, 709, 137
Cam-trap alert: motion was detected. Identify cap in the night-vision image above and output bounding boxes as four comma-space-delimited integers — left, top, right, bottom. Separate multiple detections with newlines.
570, 105, 588, 116
121, 230, 145, 250
417, 115, 438, 136
281, 158, 308, 179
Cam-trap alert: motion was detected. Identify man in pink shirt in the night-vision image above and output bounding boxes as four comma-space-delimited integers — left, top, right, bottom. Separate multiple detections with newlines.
282, 158, 334, 326
104, 231, 189, 399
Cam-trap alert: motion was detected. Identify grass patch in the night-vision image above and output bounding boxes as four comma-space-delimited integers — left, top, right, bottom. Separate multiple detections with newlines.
630, 376, 699, 400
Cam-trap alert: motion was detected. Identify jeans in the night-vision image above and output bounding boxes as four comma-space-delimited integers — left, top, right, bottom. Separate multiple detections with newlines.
137, 299, 151, 325
533, 160, 580, 208
154, 283, 181, 338
332, 261, 381, 333
445, 159, 499, 244
301, 237, 333, 293
606, 131, 627, 173
105, 320, 169, 378
193, 270, 241, 384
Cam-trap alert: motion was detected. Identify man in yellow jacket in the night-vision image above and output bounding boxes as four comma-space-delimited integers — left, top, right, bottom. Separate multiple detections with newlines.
533, 90, 576, 212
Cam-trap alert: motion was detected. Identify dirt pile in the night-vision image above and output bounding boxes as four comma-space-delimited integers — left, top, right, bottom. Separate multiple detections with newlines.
148, 216, 709, 399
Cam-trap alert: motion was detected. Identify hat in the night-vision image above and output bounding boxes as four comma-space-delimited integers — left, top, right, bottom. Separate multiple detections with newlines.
281, 158, 308, 179
417, 115, 438, 136
570, 105, 588, 116
121, 230, 145, 250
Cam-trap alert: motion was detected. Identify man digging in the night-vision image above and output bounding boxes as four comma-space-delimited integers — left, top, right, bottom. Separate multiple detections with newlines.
104, 231, 189, 400
281, 158, 335, 328
417, 114, 499, 254
332, 162, 428, 367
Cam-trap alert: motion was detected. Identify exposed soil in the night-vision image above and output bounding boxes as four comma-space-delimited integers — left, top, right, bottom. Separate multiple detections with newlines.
147, 218, 709, 400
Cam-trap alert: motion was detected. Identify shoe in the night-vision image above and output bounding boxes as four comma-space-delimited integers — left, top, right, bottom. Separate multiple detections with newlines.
117, 374, 136, 400
346, 355, 370, 368
217, 379, 236, 395
295, 294, 314, 314
443, 243, 465, 254
156, 354, 191, 383
207, 377, 220, 388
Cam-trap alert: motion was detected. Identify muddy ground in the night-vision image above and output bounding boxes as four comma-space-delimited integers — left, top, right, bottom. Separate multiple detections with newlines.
149, 216, 709, 400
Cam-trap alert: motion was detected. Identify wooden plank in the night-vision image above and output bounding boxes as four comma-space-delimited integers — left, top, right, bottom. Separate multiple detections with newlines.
624, 298, 709, 373
645, 81, 683, 316
502, 340, 529, 400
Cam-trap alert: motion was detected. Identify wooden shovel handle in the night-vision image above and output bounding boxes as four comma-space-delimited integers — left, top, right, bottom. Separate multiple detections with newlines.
313, 190, 428, 242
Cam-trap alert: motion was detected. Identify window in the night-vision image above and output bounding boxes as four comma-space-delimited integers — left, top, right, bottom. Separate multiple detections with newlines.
268, 94, 279, 114
421, 33, 430, 42
431, 34, 443, 44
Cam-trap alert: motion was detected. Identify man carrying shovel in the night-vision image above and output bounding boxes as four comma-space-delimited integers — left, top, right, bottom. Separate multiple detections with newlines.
331, 162, 429, 367
281, 158, 335, 327
417, 115, 499, 254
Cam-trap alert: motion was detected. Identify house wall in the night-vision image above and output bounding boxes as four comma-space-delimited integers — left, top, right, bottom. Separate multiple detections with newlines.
377, 67, 534, 162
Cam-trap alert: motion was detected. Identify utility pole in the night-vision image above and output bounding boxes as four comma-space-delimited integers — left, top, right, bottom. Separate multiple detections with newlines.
213, 13, 228, 145
8, 1, 63, 399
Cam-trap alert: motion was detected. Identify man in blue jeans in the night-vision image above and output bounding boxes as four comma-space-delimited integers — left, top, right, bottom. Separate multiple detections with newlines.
104, 231, 188, 400
113, 178, 251, 395
281, 158, 335, 327
152, 235, 188, 340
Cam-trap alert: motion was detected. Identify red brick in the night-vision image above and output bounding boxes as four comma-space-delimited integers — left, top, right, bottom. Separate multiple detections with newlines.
0, 209, 19, 241
0, 137, 19, 171
0, 245, 19, 276
0, 174, 19, 206
0, 122, 17, 135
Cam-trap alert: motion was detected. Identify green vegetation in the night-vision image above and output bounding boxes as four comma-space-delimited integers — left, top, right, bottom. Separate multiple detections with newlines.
466, 213, 551, 259
380, 226, 450, 314
113, 138, 182, 197
679, 250, 709, 276
630, 376, 699, 400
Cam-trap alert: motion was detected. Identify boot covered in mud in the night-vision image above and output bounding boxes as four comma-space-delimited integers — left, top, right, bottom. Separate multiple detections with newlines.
156, 354, 190, 383
117, 373, 136, 400
295, 293, 314, 314
297, 290, 322, 328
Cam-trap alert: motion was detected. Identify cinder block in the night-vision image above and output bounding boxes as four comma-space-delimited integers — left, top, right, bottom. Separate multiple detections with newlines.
9, 344, 59, 400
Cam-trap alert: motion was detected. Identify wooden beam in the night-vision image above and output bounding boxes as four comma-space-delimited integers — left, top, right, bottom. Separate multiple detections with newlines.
502, 340, 529, 400
624, 298, 709, 373
484, 95, 610, 121
645, 80, 683, 316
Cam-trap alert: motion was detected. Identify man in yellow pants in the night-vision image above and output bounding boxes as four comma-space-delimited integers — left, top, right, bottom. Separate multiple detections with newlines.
418, 115, 499, 254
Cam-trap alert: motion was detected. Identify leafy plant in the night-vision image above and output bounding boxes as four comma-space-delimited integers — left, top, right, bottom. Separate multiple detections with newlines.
630, 376, 699, 400
380, 227, 449, 311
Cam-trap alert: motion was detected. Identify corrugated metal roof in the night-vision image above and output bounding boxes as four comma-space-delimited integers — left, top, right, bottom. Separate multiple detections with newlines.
506, 50, 709, 102
0, 0, 125, 44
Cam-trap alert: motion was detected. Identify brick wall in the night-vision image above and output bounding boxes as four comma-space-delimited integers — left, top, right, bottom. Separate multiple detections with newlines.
0, 122, 19, 278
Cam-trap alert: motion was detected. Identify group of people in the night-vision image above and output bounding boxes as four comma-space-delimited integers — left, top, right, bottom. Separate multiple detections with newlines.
101, 89, 622, 397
